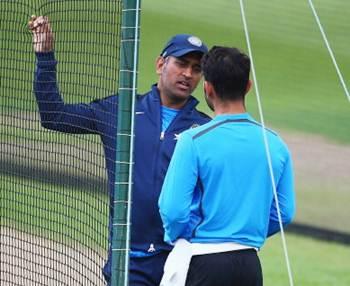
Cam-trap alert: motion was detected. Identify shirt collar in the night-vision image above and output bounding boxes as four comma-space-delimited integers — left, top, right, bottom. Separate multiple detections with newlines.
213, 112, 252, 122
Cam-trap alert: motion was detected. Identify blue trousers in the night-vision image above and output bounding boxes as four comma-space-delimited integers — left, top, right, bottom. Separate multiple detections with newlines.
104, 251, 169, 286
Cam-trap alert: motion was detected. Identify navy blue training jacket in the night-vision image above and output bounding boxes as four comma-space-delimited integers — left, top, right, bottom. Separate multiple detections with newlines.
34, 52, 211, 279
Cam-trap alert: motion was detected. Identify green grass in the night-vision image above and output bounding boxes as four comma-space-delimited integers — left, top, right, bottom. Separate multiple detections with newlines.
138, 0, 350, 237
138, 0, 350, 144
1, 0, 349, 142
261, 233, 350, 285
2, 172, 350, 285
2, 175, 350, 285
296, 181, 350, 231
1, 174, 108, 250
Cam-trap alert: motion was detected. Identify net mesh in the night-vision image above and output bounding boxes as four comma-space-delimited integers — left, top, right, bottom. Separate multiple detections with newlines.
1, 0, 350, 285
1, 1, 122, 285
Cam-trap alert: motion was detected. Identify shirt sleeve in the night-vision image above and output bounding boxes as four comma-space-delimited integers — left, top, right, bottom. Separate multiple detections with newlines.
34, 52, 99, 134
158, 131, 199, 244
267, 148, 296, 237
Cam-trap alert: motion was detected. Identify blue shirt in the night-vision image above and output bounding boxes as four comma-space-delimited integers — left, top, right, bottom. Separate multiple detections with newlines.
159, 113, 295, 249
161, 106, 180, 132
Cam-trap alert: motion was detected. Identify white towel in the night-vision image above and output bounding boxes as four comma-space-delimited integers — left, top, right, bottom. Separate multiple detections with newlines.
160, 239, 192, 286
160, 240, 255, 286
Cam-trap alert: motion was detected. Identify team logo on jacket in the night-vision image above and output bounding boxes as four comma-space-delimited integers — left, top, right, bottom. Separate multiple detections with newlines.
148, 243, 156, 252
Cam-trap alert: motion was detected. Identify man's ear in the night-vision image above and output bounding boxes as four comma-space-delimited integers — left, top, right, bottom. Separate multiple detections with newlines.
245, 79, 252, 95
203, 80, 215, 111
156, 56, 165, 75
204, 81, 214, 98
203, 80, 208, 96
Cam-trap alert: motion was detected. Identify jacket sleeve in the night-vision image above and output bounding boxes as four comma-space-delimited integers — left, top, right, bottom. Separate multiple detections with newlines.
34, 52, 100, 134
158, 132, 199, 244
267, 148, 296, 237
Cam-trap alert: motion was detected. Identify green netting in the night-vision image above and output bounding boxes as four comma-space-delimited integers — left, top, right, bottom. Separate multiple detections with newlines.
1, 1, 350, 285
1, 1, 122, 285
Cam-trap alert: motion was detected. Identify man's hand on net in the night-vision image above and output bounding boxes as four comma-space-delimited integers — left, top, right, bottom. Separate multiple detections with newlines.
28, 15, 54, 53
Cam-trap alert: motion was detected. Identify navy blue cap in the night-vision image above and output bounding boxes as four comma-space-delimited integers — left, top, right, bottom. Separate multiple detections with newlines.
160, 34, 208, 58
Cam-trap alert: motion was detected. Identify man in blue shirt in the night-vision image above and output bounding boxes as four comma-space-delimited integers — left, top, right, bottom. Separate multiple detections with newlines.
29, 16, 210, 286
159, 46, 295, 286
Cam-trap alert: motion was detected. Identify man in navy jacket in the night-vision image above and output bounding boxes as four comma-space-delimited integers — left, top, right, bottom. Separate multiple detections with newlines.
29, 16, 210, 286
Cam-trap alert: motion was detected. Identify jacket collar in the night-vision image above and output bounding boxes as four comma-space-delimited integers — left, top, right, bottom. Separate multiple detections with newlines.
140, 84, 199, 125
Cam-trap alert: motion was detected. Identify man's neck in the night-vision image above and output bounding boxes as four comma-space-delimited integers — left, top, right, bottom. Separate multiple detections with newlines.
214, 100, 246, 116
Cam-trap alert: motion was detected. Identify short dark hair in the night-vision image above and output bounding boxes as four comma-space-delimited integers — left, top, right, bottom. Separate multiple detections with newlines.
201, 46, 250, 101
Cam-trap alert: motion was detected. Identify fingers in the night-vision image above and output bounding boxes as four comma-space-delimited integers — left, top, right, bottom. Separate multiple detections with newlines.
28, 15, 36, 30
28, 15, 46, 31
29, 15, 54, 52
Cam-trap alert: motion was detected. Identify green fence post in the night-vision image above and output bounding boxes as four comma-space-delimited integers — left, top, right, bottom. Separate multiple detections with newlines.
111, 0, 141, 285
